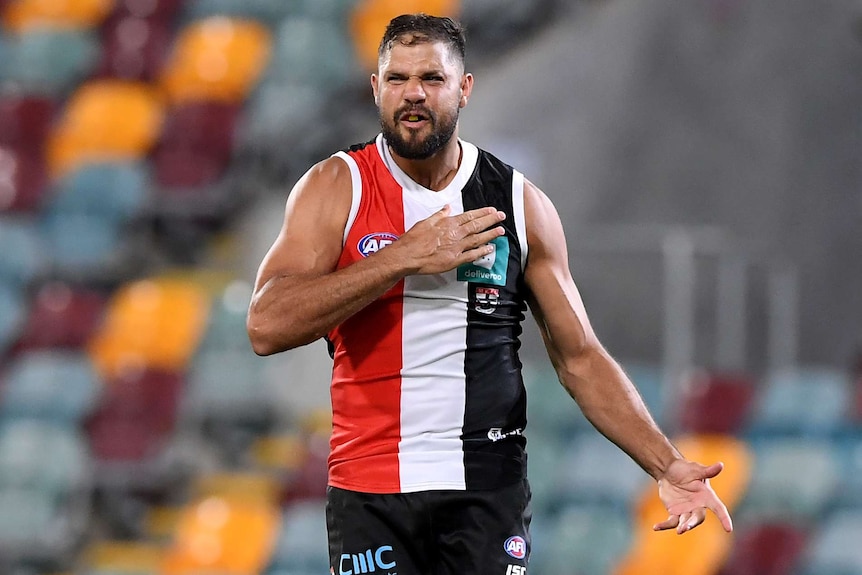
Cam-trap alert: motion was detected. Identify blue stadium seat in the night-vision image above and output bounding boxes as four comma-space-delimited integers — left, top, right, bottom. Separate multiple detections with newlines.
835, 432, 862, 508
0, 486, 60, 557
40, 212, 124, 269
295, 0, 357, 22
0, 420, 92, 564
40, 160, 150, 270
555, 431, 649, 510
0, 419, 91, 496
241, 15, 357, 167
0, 215, 47, 287
242, 82, 328, 148
265, 500, 329, 574
0, 281, 25, 354
265, 17, 354, 87
524, 426, 567, 516
799, 509, 862, 575
50, 161, 150, 223
183, 0, 299, 23
0, 350, 102, 424
197, 280, 255, 353
2, 28, 100, 96
0, 34, 9, 73
747, 367, 851, 438
529, 501, 632, 575
524, 360, 666, 441
183, 348, 270, 421
523, 360, 589, 439
240, 14, 357, 161
739, 437, 840, 525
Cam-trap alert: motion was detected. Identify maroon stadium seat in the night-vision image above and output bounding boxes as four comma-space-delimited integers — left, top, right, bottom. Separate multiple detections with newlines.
717, 522, 808, 575
152, 101, 239, 189
0, 95, 55, 152
0, 95, 54, 212
0, 146, 48, 213
114, 0, 184, 20
675, 370, 755, 434
96, 13, 173, 81
85, 369, 183, 462
14, 282, 107, 352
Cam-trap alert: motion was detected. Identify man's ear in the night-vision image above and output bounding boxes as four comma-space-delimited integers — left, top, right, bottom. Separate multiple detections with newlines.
459, 73, 474, 108
371, 73, 380, 105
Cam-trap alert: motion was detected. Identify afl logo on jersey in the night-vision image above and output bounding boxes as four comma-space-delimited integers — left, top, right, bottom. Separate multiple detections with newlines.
504, 536, 527, 559
357, 232, 398, 257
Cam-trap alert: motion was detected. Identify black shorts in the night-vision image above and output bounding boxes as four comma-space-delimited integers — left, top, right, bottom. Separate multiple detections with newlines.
326, 479, 532, 575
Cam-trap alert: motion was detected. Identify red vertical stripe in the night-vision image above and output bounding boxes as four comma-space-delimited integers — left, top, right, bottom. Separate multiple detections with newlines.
327, 145, 406, 492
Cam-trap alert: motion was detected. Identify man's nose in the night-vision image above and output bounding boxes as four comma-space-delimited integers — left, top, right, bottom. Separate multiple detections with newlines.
403, 76, 426, 102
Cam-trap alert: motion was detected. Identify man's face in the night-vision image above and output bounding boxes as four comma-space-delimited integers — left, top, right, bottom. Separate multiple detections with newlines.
372, 40, 472, 160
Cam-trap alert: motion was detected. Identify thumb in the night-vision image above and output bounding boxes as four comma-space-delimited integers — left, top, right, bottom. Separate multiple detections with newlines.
699, 461, 725, 480
425, 204, 451, 223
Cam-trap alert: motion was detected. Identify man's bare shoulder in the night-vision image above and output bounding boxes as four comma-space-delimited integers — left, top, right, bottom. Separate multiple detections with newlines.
291, 154, 354, 203
522, 178, 565, 250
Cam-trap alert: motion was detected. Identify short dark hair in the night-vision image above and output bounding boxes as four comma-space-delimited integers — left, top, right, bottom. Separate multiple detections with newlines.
378, 13, 466, 67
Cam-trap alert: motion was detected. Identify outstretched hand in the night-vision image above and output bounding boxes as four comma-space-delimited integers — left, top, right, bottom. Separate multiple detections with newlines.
654, 459, 733, 535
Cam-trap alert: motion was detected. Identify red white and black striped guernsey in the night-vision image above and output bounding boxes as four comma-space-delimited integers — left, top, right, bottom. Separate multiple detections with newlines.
326, 133, 530, 494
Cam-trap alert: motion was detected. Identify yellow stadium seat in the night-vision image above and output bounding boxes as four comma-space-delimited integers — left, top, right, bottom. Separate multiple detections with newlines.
160, 492, 280, 575
46, 80, 164, 179
350, 0, 461, 70
160, 17, 271, 104
613, 434, 753, 575
82, 540, 165, 573
2, 0, 114, 32
300, 407, 333, 437
250, 433, 307, 473
87, 276, 211, 379
191, 471, 281, 506
144, 505, 184, 543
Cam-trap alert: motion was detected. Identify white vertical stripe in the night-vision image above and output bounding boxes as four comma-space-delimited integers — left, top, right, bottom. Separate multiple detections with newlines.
332, 151, 362, 247
380, 134, 479, 206
512, 170, 528, 268
398, 193, 468, 492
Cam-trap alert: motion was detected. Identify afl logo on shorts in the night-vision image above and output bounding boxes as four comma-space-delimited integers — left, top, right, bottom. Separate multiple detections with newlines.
357, 232, 398, 257
504, 536, 527, 559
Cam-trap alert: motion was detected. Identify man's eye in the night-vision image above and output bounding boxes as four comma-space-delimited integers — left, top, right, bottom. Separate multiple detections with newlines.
388, 77, 406, 84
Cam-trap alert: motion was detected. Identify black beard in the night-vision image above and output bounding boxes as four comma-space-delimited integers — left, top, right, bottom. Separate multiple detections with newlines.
379, 108, 459, 160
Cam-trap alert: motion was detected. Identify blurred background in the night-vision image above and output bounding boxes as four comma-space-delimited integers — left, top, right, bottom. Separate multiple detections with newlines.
0, 0, 860, 574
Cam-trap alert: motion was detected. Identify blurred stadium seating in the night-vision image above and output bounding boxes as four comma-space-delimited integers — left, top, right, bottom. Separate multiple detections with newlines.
0, 1, 859, 574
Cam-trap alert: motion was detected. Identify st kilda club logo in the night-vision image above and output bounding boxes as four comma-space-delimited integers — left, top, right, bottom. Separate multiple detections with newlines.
474, 286, 500, 314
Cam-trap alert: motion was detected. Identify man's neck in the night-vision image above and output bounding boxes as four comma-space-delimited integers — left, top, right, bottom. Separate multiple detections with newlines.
388, 138, 463, 191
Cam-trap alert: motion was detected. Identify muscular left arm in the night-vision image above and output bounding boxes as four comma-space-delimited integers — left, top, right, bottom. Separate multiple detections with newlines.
523, 179, 732, 533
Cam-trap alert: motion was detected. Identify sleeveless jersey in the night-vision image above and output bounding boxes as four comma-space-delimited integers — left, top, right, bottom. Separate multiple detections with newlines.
327, 133, 529, 494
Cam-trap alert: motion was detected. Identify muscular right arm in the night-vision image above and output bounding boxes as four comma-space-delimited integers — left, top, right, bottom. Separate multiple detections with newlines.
247, 156, 507, 356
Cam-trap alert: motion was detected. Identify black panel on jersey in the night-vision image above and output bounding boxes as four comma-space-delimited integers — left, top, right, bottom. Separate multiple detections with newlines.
342, 137, 376, 154
460, 149, 529, 490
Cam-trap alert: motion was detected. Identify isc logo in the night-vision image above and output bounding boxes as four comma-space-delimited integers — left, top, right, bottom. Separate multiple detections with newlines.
504, 535, 527, 559
506, 565, 526, 575
339, 545, 396, 575
357, 232, 398, 257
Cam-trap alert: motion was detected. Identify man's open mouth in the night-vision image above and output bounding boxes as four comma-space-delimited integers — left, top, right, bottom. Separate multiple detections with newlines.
400, 110, 430, 126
